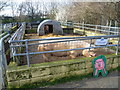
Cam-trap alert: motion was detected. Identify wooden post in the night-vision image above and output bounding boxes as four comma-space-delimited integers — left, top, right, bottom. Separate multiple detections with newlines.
95, 25, 97, 33
115, 21, 117, 35
106, 20, 109, 26
82, 20, 85, 35
79, 21, 81, 30
108, 20, 112, 35
106, 20, 109, 34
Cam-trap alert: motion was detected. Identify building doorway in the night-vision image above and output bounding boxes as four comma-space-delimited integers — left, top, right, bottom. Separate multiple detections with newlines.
44, 24, 53, 34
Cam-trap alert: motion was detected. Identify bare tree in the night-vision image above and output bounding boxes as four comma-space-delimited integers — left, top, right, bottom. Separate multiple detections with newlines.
56, 2, 72, 21
56, 2, 119, 25
0, 1, 9, 11
48, 2, 59, 20
17, 1, 50, 22
10, 1, 18, 17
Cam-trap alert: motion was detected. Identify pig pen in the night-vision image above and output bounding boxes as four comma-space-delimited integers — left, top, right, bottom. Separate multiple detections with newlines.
21, 33, 115, 65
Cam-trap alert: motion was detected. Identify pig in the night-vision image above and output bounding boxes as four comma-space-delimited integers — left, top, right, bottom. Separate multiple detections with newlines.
37, 37, 96, 61
37, 43, 54, 61
82, 49, 96, 57
38, 42, 70, 61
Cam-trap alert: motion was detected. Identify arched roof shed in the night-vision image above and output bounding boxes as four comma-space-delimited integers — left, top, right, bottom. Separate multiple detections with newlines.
37, 19, 63, 35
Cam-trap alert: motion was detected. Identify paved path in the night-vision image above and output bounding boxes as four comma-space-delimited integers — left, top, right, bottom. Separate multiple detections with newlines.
46, 70, 119, 88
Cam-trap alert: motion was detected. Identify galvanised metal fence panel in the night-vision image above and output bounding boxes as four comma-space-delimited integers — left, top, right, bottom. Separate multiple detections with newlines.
9, 34, 120, 67
9, 22, 26, 42
9, 22, 26, 63
0, 34, 10, 89
62, 22, 120, 35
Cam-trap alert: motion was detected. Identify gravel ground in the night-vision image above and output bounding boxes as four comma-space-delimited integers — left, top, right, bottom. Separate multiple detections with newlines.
45, 70, 119, 88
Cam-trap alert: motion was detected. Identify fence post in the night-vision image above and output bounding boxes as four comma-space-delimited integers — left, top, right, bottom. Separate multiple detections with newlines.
115, 21, 117, 35
82, 21, 85, 34
0, 18, 2, 34
0, 43, 5, 89
66, 20, 68, 28
88, 39, 92, 54
22, 22, 26, 38
95, 25, 97, 33
71, 22, 74, 29
11, 43, 15, 62
116, 31, 120, 55
0, 34, 10, 89
25, 39, 30, 67
108, 20, 112, 35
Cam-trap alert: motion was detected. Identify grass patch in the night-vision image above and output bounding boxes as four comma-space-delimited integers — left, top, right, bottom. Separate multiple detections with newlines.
109, 38, 118, 44
108, 46, 120, 52
8, 59, 81, 71
26, 28, 37, 34
8, 53, 119, 71
0, 32, 7, 38
74, 29, 106, 36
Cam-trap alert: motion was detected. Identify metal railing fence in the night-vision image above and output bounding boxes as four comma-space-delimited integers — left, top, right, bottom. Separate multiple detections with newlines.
0, 23, 24, 89
8, 21, 120, 67
9, 22, 26, 42
61, 22, 120, 35
0, 23, 17, 33
9, 35, 120, 67
0, 33, 10, 89
9, 22, 26, 64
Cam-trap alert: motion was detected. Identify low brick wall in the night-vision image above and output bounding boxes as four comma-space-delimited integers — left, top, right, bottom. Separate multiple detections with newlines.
6, 54, 120, 88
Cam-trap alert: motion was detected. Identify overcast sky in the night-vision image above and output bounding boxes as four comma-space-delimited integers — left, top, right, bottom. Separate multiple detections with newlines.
0, 0, 71, 16
0, 0, 119, 16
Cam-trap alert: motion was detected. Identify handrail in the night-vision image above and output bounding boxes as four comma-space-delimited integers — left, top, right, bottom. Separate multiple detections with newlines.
62, 22, 119, 35
14, 44, 119, 56
0, 33, 10, 89
9, 34, 120, 67
9, 35, 119, 43
66, 22, 119, 29
9, 23, 26, 43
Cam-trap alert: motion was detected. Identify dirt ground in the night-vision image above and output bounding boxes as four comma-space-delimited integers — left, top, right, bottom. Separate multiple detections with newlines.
22, 33, 115, 65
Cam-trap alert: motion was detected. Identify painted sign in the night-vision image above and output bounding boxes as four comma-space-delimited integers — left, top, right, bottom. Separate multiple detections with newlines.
95, 37, 108, 45
92, 55, 108, 77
